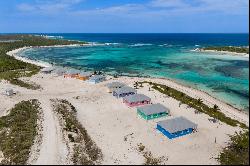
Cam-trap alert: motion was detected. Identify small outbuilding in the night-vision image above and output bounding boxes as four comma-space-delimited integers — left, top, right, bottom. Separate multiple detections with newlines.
157, 116, 198, 139
113, 86, 136, 98
137, 103, 170, 120
87, 75, 106, 84
64, 69, 80, 78
77, 72, 93, 81
5, 88, 14, 96
106, 82, 126, 93
123, 94, 151, 107
41, 67, 55, 74
53, 68, 66, 76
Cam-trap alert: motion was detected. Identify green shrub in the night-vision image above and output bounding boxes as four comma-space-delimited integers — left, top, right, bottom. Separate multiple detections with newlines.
217, 131, 249, 165
0, 100, 40, 165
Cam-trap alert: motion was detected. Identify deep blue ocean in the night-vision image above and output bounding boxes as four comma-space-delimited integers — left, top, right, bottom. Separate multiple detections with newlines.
19, 33, 249, 111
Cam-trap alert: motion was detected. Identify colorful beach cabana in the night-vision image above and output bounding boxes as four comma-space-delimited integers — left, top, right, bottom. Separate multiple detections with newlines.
77, 72, 93, 81
137, 103, 170, 120
113, 86, 136, 98
87, 75, 106, 84
64, 69, 80, 78
157, 116, 197, 139
106, 82, 126, 93
123, 94, 151, 107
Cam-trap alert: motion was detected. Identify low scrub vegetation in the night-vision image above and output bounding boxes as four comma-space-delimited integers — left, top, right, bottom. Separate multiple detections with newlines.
217, 131, 249, 165
137, 143, 167, 165
0, 100, 40, 165
51, 99, 103, 165
203, 46, 249, 54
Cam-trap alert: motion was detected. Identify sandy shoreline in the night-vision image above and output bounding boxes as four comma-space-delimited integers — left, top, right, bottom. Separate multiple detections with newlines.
192, 48, 249, 58
6, 44, 93, 68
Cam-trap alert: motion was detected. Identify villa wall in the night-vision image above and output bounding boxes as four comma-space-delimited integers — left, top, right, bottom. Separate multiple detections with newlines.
157, 124, 194, 139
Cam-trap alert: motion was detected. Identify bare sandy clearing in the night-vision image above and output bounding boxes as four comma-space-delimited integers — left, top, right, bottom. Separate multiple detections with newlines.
0, 72, 247, 165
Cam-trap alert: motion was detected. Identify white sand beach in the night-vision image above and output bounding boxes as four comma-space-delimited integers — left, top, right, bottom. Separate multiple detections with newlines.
6, 44, 93, 68
0, 71, 248, 165
192, 48, 249, 58
0, 46, 248, 165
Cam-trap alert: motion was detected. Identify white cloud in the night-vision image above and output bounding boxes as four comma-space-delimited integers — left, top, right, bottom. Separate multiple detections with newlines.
17, 4, 36, 12
17, 0, 249, 17
17, 0, 84, 13
150, 0, 190, 8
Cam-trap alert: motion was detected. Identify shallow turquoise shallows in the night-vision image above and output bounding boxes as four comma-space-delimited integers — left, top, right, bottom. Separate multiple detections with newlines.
19, 33, 249, 111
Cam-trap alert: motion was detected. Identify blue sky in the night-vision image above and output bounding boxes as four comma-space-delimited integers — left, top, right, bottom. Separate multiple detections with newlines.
0, 0, 249, 33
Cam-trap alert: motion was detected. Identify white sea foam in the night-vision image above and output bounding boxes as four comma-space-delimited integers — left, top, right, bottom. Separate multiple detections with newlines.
105, 43, 121, 46
37, 35, 64, 39
159, 44, 173, 47
130, 43, 153, 47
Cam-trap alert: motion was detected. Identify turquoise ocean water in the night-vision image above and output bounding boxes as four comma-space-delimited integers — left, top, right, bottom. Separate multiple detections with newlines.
19, 34, 249, 111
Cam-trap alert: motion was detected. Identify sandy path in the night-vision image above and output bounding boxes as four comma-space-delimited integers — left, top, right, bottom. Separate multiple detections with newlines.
33, 98, 69, 165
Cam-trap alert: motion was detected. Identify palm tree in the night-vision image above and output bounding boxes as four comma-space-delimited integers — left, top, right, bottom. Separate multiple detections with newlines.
181, 93, 185, 98
197, 98, 203, 104
165, 87, 169, 91
213, 104, 219, 111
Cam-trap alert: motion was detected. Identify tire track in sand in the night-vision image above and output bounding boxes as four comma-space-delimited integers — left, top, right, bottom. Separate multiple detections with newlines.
32, 98, 70, 165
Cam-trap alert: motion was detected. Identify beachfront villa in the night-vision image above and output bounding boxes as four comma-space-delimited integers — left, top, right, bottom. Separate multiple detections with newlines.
87, 75, 106, 84
41, 67, 55, 74
77, 72, 93, 81
137, 103, 170, 120
113, 86, 137, 98
123, 94, 151, 107
157, 116, 198, 139
106, 82, 126, 93
64, 69, 80, 78
53, 68, 66, 76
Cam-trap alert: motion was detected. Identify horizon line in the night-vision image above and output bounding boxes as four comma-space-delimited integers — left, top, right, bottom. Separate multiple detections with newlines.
1, 32, 249, 34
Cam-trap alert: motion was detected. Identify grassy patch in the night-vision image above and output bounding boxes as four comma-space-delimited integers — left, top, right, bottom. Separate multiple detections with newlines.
137, 143, 167, 165
203, 46, 249, 54
139, 81, 248, 129
0, 99, 40, 165
217, 131, 249, 165
9, 79, 41, 90
51, 99, 103, 165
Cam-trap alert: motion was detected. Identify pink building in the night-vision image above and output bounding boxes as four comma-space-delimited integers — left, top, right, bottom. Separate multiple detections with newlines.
123, 94, 151, 107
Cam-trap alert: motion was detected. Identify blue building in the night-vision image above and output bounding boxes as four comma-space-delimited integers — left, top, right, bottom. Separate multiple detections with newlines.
157, 116, 197, 139
113, 86, 136, 98
87, 75, 106, 84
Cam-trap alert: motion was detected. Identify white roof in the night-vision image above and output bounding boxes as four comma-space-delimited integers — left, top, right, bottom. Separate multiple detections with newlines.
123, 94, 151, 103
106, 82, 126, 88
138, 103, 169, 116
79, 72, 93, 77
114, 86, 136, 95
5, 88, 13, 92
157, 116, 197, 133
66, 69, 80, 75
89, 75, 105, 81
